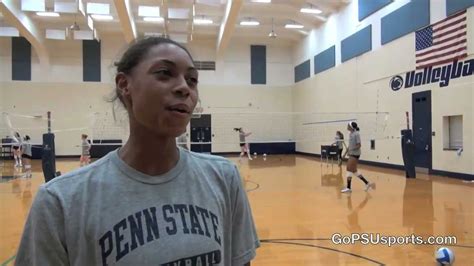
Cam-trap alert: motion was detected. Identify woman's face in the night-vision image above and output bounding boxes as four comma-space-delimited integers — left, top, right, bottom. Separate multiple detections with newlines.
117, 43, 199, 138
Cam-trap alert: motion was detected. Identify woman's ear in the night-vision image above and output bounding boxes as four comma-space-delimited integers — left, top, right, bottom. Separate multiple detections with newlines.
116, 73, 132, 107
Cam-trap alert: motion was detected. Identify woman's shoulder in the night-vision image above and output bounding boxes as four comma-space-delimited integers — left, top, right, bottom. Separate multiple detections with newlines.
42, 152, 114, 192
185, 149, 234, 166
184, 149, 237, 175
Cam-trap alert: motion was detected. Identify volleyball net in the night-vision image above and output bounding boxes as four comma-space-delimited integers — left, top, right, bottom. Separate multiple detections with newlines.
0, 110, 406, 154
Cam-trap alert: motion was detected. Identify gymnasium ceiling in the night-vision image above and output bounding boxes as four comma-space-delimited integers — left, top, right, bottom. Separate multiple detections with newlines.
0, 0, 350, 58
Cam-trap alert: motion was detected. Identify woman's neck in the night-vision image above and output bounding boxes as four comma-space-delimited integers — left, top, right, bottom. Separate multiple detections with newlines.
119, 125, 180, 176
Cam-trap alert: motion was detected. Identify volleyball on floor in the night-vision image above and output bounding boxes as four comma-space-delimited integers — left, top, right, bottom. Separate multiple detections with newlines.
435, 247, 454, 265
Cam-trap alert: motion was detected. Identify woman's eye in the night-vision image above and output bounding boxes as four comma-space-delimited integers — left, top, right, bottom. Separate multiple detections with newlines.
187, 77, 198, 85
154, 69, 172, 76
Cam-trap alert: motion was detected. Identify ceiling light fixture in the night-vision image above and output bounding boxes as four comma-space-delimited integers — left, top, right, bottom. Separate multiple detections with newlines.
90, 14, 113, 21
194, 16, 213, 25
300, 3, 322, 14
285, 22, 304, 29
69, 21, 80, 31
240, 20, 260, 26
138, 6, 160, 17
268, 18, 277, 38
36, 12, 60, 17
143, 17, 164, 22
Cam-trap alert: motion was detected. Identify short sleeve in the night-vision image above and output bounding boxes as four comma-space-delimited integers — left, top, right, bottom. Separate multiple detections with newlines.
355, 133, 361, 145
230, 165, 260, 265
15, 186, 68, 266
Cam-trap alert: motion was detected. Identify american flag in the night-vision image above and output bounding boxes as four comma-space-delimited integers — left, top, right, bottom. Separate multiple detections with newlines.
415, 10, 467, 69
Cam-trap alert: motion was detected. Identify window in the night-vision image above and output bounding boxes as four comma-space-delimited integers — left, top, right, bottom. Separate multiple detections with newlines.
194, 61, 216, 71
443, 115, 463, 150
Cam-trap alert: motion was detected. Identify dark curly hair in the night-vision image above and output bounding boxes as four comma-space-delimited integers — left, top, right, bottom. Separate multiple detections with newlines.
111, 37, 194, 105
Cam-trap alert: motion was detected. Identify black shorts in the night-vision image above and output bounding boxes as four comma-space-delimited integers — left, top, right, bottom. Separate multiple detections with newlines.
338, 149, 343, 158
349, 155, 360, 159
12, 146, 19, 150
23, 154, 32, 159
240, 143, 245, 147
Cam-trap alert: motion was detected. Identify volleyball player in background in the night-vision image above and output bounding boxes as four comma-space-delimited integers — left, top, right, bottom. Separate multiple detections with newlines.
234, 127, 252, 160
341, 122, 375, 193
80, 134, 91, 167
333, 131, 346, 166
22, 135, 32, 178
12, 132, 22, 168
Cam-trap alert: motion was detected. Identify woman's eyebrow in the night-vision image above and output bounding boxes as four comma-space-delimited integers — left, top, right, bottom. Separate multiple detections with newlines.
150, 59, 197, 72
150, 59, 176, 68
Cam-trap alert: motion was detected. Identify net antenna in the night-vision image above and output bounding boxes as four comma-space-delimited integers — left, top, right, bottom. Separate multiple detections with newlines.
1, 111, 49, 145
1, 112, 15, 137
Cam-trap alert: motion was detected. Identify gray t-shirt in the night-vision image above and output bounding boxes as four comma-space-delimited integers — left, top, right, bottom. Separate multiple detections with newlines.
82, 139, 91, 156
21, 141, 32, 156
16, 148, 259, 266
334, 135, 344, 149
348, 131, 361, 156
239, 132, 245, 143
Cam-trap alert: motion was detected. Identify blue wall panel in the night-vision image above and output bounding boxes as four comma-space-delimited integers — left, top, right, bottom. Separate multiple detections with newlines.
381, 0, 430, 45
314, 46, 335, 74
294, 60, 310, 83
83, 40, 101, 82
251, 45, 266, 84
341, 25, 372, 62
359, 0, 393, 21
446, 0, 474, 16
12, 37, 31, 81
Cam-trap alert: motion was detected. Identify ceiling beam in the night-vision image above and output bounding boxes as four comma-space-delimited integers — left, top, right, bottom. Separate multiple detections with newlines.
162, 0, 169, 38
0, 0, 49, 65
306, 0, 337, 13
216, 0, 243, 58
188, 1, 195, 42
242, 4, 319, 29
113, 0, 137, 43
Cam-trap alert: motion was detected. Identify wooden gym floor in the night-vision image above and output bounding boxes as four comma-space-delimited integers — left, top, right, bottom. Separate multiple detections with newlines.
0, 154, 473, 265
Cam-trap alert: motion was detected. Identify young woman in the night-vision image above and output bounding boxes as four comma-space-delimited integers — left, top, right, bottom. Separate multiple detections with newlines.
333, 131, 346, 166
234, 127, 252, 160
21, 135, 32, 178
12, 131, 22, 168
341, 122, 374, 193
16, 37, 259, 265
79, 134, 91, 166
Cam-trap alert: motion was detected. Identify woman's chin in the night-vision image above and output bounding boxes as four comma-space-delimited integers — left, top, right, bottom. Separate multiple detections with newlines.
163, 126, 187, 138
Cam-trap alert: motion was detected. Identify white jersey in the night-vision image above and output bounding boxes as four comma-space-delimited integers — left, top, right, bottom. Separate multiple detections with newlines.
12, 136, 21, 148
